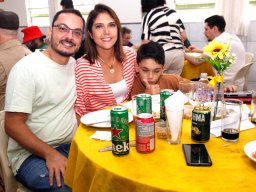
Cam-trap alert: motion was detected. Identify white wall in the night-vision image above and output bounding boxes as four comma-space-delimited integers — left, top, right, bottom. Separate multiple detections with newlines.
0, 0, 28, 26
99, 0, 142, 23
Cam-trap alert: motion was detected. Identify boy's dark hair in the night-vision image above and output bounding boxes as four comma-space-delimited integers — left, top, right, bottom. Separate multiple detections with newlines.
52, 9, 85, 30
205, 15, 226, 33
122, 27, 131, 35
60, 0, 74, 9
137, 41, 165, 65
141, 0, 166, 13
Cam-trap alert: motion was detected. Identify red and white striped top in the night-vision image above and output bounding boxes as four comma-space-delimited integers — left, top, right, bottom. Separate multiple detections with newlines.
75, 47, 136, 116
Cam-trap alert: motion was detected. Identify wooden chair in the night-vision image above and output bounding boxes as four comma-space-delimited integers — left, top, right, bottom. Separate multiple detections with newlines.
0, 111, 30, 192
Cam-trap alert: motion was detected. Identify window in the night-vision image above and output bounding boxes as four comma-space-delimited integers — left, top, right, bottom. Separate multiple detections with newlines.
249, 0, 256, 20
174, 0, 256, 22
175, 0, 216, 22
26, 0, 98, 27
26, 0, 49, 26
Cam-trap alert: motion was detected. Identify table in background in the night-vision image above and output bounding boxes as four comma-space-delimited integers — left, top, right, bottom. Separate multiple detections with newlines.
65, 119, 256, 192
181, 60, 214, 80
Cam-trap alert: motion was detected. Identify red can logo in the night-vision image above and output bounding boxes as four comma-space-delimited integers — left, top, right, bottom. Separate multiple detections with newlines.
136, 113, 155, 153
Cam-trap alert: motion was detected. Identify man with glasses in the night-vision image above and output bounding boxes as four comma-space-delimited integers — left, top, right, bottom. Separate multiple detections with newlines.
4, 9, 85, 191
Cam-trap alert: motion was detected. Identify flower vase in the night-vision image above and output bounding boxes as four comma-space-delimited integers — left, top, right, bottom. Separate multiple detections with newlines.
211, 81, 224, 121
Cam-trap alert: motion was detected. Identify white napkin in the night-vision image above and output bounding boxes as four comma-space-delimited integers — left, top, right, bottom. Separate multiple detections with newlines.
165, 90, 185, 111
90, 131, 111, 141
165, 91, 185, 141
210, 104, 255, 137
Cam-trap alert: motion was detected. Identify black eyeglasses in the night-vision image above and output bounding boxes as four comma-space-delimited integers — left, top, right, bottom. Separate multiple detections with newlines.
53, 23, 84, 38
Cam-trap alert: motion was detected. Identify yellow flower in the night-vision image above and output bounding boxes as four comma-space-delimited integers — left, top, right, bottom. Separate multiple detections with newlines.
203, 40, 229, 60
202, 40, 236, 75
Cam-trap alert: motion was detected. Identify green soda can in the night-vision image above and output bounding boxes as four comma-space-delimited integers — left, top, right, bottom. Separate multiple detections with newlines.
136, 94, 152, 115
111, 106, 129, 156
191, 106, 211, 142
160, 89, 174, 121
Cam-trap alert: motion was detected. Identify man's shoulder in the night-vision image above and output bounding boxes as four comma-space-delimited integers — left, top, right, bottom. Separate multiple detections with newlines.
216, 32, 242, 43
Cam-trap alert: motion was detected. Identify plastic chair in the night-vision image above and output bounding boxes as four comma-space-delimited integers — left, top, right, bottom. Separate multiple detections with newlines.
0, 111, 30, 192
233, 52, 254, 91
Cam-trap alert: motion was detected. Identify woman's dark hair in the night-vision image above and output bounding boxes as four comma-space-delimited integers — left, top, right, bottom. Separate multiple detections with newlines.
52, 9, 85, 30
85, 4, 125, 64
60, 0, 74, 9
141, 0, 166, 13
137, 41, 165, 65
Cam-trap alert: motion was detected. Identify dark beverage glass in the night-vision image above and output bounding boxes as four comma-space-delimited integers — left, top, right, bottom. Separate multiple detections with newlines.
221, 99, 243, 142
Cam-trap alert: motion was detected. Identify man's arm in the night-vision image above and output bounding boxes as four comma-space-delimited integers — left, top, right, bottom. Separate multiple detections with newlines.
5, 112, 67, 188
185, 53, 205, 66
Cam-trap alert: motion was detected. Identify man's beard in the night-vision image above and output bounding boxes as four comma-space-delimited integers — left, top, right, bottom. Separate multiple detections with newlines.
51, 38, 79, 57
27, 44, 37, 52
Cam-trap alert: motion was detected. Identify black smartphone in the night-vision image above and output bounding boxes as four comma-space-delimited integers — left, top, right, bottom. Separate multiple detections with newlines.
182, 144, 212, 166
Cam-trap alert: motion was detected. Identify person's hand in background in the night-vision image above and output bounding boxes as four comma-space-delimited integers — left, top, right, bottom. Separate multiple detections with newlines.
224, 85, 237, 92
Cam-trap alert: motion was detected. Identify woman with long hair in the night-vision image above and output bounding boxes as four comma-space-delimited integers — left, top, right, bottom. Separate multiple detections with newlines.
75, 4, 137, 117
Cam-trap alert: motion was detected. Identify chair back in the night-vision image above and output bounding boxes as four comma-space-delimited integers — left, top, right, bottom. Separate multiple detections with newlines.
0, 111, 30, 192
233, 52, 254, 91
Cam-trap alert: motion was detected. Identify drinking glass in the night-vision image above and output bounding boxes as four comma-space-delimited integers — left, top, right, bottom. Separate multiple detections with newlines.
250, 89, 256, 123
221, 99, 243, 142
179, 81, 196, 119
179, 81, 196, 103
166, 108, 184, 144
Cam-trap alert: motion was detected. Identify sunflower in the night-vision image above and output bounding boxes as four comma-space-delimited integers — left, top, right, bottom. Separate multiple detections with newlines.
202, 40, 236, 121
202, 40, 235, 75
203, 40, 229, 60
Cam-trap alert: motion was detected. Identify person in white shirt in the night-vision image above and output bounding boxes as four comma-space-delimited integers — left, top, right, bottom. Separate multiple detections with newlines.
5, 9, 84, 191
187, 15, 246, 91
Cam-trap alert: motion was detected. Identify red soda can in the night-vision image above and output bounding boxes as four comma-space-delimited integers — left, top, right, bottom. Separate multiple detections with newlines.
136, 113, 155, 153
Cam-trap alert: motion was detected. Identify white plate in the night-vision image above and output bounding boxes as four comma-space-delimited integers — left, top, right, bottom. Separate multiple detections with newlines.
80, 109, 133, 128
244, 140, 256, 162
185, 52, 202, 57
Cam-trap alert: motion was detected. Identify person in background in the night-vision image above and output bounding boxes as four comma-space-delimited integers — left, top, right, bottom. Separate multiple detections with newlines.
131, 41, 186, 96
60, 0, 74, 9
122, 26, 139, 50
141, 0, 190, 75
5, 9, 85, 191
122, 26, 134, 47
0, 11, 31, 111
21, 26, 48, 52
187, 15, 245, 91
75, 4, 137, 117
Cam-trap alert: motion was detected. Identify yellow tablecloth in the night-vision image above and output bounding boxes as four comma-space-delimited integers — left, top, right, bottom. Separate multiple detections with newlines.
65, 119, 256, 192
181, 60, 214, 80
